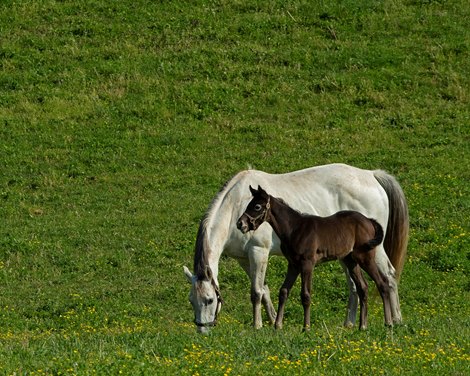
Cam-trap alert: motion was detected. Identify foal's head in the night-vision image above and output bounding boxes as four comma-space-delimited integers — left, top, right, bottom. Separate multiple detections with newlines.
237, 185, 271, 233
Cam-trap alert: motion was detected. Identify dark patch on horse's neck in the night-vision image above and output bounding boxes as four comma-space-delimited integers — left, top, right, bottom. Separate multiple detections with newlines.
194, 214, 210, 280
193, 172, 239, 281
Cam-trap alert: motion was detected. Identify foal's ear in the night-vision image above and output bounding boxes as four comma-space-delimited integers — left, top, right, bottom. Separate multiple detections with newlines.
183, 266, 193, 283
249, 185, 257, 195
257, 185, 267, 195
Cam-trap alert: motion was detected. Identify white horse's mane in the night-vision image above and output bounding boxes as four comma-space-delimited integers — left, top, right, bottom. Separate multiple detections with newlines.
194, 170, 249, 277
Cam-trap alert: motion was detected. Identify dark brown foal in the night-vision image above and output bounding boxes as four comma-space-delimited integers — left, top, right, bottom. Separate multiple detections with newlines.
237, 185, 393, 331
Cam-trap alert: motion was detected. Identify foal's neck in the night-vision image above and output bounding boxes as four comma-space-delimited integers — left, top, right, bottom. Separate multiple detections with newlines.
266, 196, 302, 240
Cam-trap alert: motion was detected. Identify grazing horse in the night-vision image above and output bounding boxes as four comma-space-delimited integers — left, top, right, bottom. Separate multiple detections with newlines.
238, 186, 391, 331
183, 163, 408, 333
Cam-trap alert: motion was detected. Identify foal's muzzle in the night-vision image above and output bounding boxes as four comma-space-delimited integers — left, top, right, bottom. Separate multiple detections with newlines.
237, 216, 250, 234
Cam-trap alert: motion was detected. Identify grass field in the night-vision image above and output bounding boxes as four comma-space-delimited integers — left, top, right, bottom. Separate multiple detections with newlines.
1, 0, 469, 374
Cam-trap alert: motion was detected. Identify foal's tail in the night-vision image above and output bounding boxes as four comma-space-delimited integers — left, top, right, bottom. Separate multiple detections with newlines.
373, 170, 409, 281
368, 219, 384, 250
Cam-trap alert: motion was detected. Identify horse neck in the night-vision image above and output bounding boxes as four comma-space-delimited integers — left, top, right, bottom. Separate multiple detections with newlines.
266, 196, 302, 241
193, 223, 216, 282
194, 187, 237, 284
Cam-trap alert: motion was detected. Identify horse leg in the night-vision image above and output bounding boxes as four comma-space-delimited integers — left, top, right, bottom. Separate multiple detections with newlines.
237, 259, 276, 326
300, 261, 313, 331
237, 258, 264, 328
343, 255, 369, 330
237, 256, 277, 326
374, 245, 400, 324
339, 260, 359, 328
261, 284, 276, 324
245, 246, 276, 328
358, 250, 393, 327
275, 263, 299, 330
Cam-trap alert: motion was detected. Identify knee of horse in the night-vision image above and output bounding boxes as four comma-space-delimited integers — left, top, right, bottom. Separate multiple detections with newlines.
251, 289, 263, 305
352, 275, 368, 301
301, 292, 311, 308
279, 287, 289, 303
358, 287, 368, 301
377, 281, 391, 298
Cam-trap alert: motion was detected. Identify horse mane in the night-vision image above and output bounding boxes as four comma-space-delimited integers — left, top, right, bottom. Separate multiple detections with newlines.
194, 171, 246, 279
194, 215, 210, 280
272, 195, 310, 217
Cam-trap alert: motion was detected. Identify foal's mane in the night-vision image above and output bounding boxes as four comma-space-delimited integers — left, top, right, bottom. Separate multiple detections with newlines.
270, 194, 309, 217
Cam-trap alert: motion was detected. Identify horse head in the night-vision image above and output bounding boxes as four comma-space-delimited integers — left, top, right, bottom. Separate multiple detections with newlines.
237, 185, 271, 233
183, 265, 222, 334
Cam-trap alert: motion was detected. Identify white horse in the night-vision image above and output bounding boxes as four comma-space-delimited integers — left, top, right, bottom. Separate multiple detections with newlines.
183, 163, 408, 333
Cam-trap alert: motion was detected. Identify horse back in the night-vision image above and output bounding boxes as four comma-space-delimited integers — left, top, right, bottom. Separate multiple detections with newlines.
304, 211, 383, 255
206, 164, 389, 259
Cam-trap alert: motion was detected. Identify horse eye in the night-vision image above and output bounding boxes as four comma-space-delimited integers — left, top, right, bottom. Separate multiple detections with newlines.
207, 299, 214, 305
254, 204, 262, 211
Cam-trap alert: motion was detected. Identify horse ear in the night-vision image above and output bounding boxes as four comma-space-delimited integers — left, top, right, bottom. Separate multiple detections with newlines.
258, 185, 267, 195
249, 185, 257, 195
183, 266, 193, 283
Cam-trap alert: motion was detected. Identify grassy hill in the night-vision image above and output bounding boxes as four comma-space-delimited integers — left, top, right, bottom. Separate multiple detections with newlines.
0, 0, 469, 374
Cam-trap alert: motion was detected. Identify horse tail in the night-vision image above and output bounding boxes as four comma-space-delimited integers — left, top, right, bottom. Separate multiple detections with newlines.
373, 170, 409, 281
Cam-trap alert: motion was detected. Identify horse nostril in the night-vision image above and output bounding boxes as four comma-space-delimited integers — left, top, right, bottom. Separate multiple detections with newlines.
237, 219, 248, 233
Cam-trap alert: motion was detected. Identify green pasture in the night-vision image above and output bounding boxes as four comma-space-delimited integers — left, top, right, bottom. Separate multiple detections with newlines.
0, 0, 469, 374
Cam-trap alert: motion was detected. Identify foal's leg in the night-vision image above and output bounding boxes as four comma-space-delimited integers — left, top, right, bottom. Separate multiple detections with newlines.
275, 263, 299, 330
343, 255, 369, 330
357, 250, 393, 326
300, 260, 313, 331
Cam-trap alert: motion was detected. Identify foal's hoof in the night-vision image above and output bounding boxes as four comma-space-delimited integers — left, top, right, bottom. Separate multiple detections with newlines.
302, 326, 311, 333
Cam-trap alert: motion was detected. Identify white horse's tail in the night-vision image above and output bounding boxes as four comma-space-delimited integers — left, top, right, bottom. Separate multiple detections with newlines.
373, 170, 409, 281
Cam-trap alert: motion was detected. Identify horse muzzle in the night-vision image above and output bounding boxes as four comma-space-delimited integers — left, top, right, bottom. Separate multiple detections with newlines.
195, 319, 217, 334
237, 216, 250, 234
